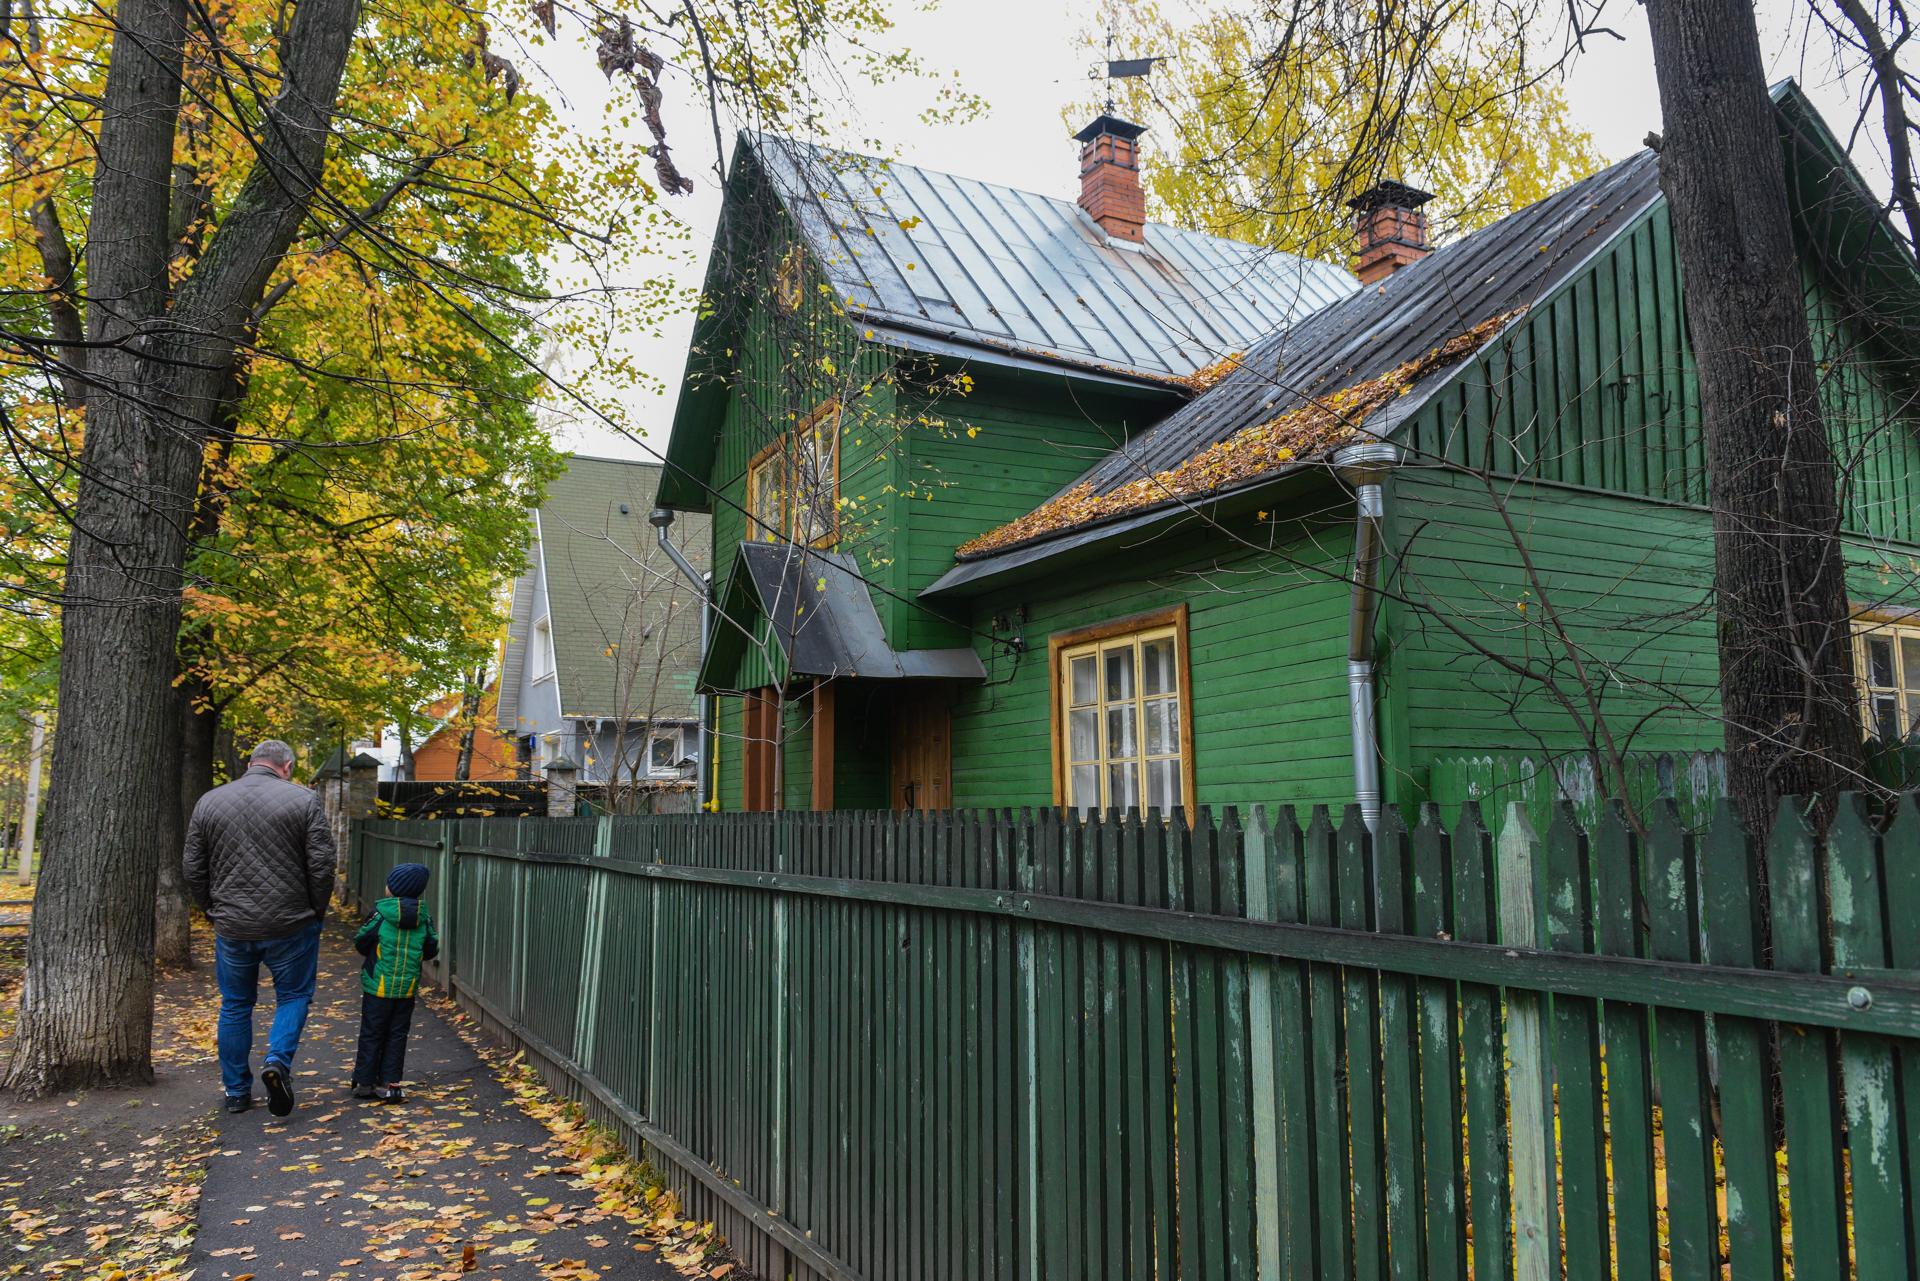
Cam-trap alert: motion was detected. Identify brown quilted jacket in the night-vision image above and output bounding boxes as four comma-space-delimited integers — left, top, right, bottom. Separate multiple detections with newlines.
182, 764, 337, 941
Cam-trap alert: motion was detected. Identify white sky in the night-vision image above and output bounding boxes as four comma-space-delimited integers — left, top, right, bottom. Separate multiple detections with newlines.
524, 0, 1882, 462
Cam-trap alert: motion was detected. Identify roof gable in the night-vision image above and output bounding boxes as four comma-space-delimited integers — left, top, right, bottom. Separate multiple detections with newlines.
528, 456, 711, 720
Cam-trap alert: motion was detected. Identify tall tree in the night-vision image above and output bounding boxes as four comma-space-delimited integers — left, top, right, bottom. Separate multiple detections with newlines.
1641, 0, 1868, 828
1081, 0, 1602, 257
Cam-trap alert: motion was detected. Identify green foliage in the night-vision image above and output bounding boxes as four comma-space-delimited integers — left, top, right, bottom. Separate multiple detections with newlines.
1078, 0, 1603, 258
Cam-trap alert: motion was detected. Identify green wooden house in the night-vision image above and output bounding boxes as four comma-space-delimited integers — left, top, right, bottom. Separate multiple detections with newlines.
655, 83, 1920, 819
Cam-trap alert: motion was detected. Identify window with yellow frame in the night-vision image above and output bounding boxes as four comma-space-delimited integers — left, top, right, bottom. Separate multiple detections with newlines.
1855, 616, 1920, 741
774, 245, 805, 316
1052, 608, 1194, 816
743, 401, 841, 547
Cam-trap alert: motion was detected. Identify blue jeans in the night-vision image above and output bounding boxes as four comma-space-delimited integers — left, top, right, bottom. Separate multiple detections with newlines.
215, 920, 322, 1098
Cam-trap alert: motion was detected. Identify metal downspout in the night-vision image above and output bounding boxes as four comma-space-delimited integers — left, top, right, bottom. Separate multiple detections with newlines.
1333, 441, 1399, 833
650, 508, 715, 809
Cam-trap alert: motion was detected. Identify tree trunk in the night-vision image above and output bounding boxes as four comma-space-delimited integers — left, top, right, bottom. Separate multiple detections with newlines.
5, 0, 364, 1095
1644, 0, 1867, 832
396, 721, 415, 782
454, 667, 485, 781
154, 681, 218, 968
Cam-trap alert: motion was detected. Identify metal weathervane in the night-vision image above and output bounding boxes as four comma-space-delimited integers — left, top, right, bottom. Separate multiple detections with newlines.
1098, 22, 1164, 113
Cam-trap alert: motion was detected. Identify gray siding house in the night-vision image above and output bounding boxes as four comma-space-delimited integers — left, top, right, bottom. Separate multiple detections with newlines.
497, 456, 711, 791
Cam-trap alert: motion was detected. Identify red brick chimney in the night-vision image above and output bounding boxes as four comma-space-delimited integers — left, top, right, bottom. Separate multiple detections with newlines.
1347, 181, 1434, 284
1076, 114, 1148, 243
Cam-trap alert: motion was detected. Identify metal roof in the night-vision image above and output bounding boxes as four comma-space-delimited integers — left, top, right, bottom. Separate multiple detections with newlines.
932, 149, 1664, 591
708, 542, 985, 685
751, 135, 1357, 383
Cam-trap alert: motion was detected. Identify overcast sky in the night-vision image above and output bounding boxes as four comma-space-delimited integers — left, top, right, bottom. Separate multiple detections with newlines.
524, 1, 1878, 462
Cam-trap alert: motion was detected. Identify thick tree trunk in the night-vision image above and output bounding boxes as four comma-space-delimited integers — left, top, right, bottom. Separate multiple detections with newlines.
5, 0, 364, 1095
4, 0, 193, 1095
1645, 0, 1867, 832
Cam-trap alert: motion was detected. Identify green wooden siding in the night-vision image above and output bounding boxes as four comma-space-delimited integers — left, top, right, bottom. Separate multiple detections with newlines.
896, 374, 1180, 651
1402, 201, 1920, 544
950, 514, 1358, 812
1388, 468, 1920, 793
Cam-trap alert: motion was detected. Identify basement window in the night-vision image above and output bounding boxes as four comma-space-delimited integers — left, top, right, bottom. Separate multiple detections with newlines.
1856, 617, 1920, 741
1051, 606, 1193, 817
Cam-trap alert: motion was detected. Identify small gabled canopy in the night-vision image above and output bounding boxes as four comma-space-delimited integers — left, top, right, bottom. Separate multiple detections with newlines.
700, 542, 985, 692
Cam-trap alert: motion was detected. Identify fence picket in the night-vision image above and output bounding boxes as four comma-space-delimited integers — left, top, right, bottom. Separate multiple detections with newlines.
1827, 794, 1914, 1281
1409, 806, 1464, 1281
1543, 801, 1607, 1281
1589, 802, 1657, 1281
1495, 803, 1554, 1281
1448, 803, 1510, 1281
1644, 799, 1724, 1279
1699, 800, 1785, 1281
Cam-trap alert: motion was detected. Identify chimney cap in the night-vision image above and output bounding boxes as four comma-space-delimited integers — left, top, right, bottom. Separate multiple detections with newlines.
1346, 179, 1435, 215
1075, 113, 1148, 144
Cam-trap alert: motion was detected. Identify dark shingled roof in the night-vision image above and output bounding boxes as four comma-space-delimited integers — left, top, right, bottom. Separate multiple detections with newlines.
934, 148, 1662, 584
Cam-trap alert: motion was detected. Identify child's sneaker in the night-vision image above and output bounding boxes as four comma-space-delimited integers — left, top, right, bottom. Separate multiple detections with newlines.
352, 1084, 377, 1100
377, 1085, 405, 1105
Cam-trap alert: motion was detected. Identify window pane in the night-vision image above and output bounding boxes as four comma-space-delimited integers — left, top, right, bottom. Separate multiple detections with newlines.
1145, 697, 1178, 755
1874, 693, 1901, 742
1070, 655, 1097, 706
1070, 764, 1099, 814
1903, 637, 1920, 693
1142, 637, 1176, 695
651, 735, 676, 770
1869, 636, 1897, 688
1107, 761, 1141, 812
1147, 758, 1180, 812
1106, 706, 1137, 759
1105, 646, 1135, 701
1068, 709, 1097, 762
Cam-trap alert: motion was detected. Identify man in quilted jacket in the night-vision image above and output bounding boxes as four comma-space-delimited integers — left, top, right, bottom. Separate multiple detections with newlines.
182, 739, 336, 1116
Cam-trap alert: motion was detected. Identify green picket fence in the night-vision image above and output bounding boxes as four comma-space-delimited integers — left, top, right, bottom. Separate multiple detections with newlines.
349, 800, 1920, 1281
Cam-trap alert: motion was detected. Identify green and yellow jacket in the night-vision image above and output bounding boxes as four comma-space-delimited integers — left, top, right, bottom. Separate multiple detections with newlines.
354, 896, 440, 999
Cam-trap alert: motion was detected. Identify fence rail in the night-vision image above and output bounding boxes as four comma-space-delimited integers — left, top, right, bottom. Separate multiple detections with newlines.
351, 798, 1920, 1281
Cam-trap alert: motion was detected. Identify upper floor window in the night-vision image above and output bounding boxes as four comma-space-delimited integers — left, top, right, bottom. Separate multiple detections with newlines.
744, 401, 841, 547
1052, 607, 1193, 816
531, 616, 555, 682
774, 245, 805, 316
1856, 616, 1920, 741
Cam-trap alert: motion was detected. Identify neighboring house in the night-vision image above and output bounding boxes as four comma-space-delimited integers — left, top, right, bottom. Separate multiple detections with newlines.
410, 686, 517, 781
663, 85, 1920, 817
497, 456, 712, 787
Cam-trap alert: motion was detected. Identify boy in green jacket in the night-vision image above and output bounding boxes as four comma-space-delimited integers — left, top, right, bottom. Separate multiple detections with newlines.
351, 863, 439, 1102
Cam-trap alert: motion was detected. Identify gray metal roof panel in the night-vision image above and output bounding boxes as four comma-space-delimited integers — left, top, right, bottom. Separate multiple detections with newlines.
752, 135, 1359, 381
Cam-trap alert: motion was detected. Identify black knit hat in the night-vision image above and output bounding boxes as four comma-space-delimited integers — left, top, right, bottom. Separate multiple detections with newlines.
387, 862, 430, 899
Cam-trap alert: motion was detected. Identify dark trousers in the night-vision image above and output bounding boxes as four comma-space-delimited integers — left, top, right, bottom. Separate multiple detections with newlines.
352, 993, 417, 1085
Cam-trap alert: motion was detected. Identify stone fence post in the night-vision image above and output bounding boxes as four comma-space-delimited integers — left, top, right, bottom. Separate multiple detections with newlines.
545, 757, 579, 818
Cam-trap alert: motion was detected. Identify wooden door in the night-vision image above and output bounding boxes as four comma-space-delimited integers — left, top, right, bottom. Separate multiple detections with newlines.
889, 686, 952, 811
741, 689, 778, 812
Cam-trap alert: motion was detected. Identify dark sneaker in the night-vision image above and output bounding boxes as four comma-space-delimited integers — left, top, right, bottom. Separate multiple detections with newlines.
224, 1094, 252, 1114
261, 1062, 296, 1117
377, 1085, 405, 1105
352, 1084, 377, 1100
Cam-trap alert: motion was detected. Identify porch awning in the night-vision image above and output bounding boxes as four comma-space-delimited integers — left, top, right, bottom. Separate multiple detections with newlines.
699, 542, 985, 692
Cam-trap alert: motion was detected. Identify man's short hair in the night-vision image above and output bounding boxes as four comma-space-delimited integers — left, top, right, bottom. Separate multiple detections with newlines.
250, 739, 295, 767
